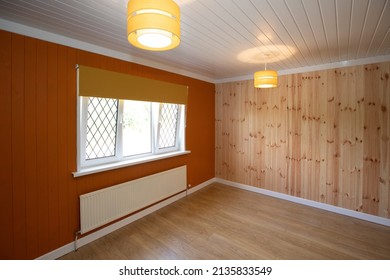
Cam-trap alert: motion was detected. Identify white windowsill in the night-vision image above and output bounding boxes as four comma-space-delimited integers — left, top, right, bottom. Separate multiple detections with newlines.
73, 150, 191, 177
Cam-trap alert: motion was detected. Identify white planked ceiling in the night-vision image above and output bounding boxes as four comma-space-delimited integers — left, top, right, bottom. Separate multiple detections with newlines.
0, 0, 389, 83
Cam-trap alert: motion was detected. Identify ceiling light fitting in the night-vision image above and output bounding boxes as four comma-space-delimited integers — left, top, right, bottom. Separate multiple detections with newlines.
127, 0, 180, 51
254, 64, 278, 88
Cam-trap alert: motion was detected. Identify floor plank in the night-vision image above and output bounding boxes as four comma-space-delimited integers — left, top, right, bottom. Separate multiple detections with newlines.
60, 183, 390, 260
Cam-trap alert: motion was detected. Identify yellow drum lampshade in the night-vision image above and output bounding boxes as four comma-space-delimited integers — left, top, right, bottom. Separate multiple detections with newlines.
254, 70, 278, 88
127, 0, 180, 51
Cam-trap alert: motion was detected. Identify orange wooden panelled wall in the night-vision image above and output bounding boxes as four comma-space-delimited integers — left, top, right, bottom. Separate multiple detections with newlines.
216, 62, 390, 219
0, 30, 215, 259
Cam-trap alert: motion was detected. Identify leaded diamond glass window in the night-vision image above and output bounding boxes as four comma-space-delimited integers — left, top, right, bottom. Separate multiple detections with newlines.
158, 103, 179, 149
78, 96, 185, 171
85, 97, 118, 160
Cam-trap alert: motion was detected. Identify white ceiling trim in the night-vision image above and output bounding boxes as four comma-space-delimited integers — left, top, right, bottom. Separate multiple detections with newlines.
0, 18, 215, 83
1, 18, 389, 85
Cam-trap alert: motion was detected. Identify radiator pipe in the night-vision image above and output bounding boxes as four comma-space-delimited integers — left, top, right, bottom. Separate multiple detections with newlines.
74, 231, 81, 251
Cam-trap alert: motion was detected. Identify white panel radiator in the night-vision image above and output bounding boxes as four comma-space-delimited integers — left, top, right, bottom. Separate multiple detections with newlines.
79, 165, 187, 234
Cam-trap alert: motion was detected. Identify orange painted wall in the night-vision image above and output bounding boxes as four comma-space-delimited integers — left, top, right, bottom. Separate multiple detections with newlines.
0, 30, 215, 259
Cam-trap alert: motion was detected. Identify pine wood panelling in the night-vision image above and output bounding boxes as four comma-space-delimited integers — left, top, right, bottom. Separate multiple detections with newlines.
255, 83, 287, 193
378, 67, 390, 218
363, 65, 382, 215
286, 73, 302, 197
216, 62, 390, 219
317, 71, 328, 204
334, 67, 365, 211
215, 84, 223, 179
0, 30, 215, 259
324, 70, 338, 206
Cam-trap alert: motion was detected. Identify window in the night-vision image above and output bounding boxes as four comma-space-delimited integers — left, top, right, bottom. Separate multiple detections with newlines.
76, 96, 186, 175
75, 65, 189, 176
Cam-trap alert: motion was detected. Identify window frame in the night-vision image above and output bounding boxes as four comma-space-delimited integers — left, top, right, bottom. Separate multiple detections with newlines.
75, 96, 188, 177
120, 100, 153, 159
79, 97, 121, 168
154, 103, 183, 154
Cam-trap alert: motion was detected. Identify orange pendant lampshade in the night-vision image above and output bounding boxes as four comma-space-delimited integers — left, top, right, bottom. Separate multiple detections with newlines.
127, 0, 180, 51
254, 70, 278, 88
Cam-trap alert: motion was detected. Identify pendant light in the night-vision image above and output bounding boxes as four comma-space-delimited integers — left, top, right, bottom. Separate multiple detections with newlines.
127, 0, 180, 51
254, 64, 278, 88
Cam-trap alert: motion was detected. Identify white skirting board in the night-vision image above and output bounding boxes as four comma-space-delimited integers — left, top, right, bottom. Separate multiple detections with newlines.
215, 178, 390, 227
36, 177, 215, 260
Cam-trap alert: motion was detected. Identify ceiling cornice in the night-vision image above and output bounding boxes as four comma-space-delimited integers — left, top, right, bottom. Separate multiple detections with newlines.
215, 54, 390, 84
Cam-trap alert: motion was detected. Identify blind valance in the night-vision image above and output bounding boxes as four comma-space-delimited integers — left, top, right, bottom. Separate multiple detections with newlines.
77, 65, 188, 104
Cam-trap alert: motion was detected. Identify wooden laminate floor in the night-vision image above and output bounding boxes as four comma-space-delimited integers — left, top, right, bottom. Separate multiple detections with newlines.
60, 183, 390, 260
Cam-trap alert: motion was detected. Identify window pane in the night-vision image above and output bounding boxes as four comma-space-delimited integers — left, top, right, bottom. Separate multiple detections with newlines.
86, 97, 118, 160
158, 103, 179, 149
123, 100, 152, 156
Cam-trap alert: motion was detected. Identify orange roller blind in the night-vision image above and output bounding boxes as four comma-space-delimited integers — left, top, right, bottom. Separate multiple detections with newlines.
77, 65, 188, 104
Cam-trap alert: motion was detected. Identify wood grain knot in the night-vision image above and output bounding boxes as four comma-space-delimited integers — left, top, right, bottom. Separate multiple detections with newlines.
363, 157, 380, 163
343, 140, 353, 145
